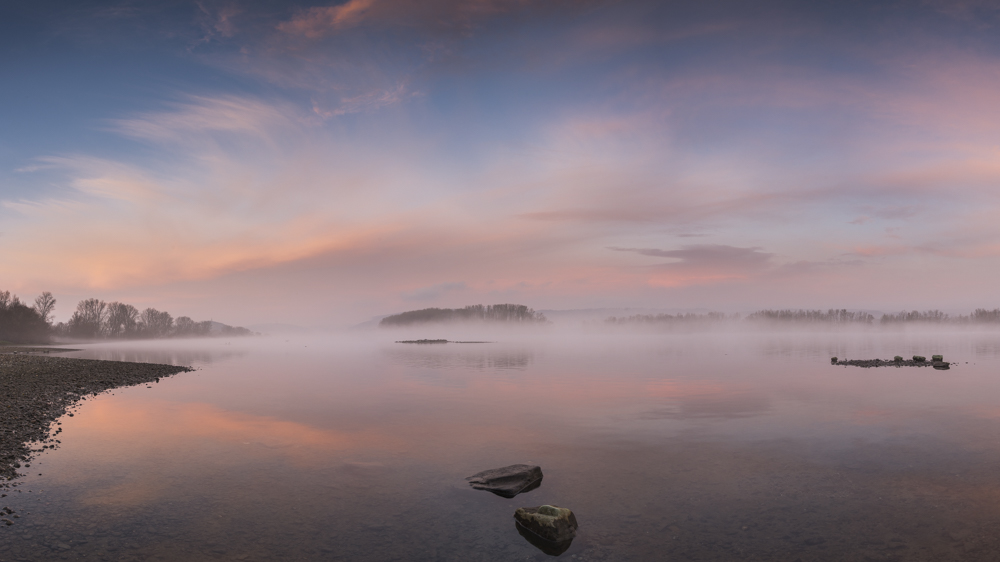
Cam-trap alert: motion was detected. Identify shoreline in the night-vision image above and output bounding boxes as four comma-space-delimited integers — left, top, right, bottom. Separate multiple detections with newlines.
0, 355, 191, 490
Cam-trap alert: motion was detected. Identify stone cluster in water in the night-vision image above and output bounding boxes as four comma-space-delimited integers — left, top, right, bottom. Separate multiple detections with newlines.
830, 356, 951, 369
0, 353, 191, 490
466, 464, 579, 554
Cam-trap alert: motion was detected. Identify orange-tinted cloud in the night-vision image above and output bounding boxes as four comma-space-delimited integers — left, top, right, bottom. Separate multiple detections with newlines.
275, 0, 565, 38
277, 0, 378, 37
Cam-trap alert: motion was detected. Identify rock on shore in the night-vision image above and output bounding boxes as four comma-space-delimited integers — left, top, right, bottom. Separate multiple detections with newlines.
0, 354, 191, 484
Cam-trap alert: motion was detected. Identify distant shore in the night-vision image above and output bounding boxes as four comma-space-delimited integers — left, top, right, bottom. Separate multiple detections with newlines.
0, 353, 191, 487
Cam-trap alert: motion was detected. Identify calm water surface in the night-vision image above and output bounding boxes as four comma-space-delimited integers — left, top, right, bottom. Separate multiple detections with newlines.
4, 330, 1000, 561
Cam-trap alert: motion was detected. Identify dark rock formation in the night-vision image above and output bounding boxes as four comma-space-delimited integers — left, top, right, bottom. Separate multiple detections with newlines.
466, 464, 542, 498
832, 358, 953, 369
514, 505, 578, 549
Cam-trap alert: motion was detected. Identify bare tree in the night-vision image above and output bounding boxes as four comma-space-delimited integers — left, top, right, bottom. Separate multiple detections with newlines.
33, 292, 56, 324
0, 291, 23, 310
105, 302, 139, 338
174, 316, 194, 336
139, 308, 173, 338
67, 298, 106, 338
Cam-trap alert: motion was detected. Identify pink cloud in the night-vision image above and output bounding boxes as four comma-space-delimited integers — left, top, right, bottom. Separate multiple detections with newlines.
277, 0, 378, 37
850, 245, 910, 258
609, 245, 775, 288
275, 0, 554, 39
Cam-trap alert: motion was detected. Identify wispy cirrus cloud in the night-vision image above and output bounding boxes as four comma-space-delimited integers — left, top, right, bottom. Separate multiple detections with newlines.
311, 81, 415, 117
110, 95, 306, 144
609, 245, 775, 287
277, 0, 378, 37
610, 245, 773, 267
275, 0, 570, 39
0, 94, 426, 288
13, 0, 1000, 322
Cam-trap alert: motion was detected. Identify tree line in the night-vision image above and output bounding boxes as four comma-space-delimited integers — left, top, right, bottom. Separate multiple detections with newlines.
0, 289, 254, 344
879, 309, 1000, 324
59, 298, 255, 339
746, 309, 877, 323
0, 291, 53, 344
606, 308, 1000, 325
748, 308, 1000, 325
379, 304, 548, 327
605, 312, 737, 324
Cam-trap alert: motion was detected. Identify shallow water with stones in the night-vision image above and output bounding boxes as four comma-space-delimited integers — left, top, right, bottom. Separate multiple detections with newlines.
3, 330, 1000, 561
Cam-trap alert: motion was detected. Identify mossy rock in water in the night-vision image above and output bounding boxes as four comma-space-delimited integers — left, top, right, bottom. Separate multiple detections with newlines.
913, 355, 926, 362
894, 356, 904, 362
830, 357, 838, 364
514, 505, 578, 544
932, 355, 943, 362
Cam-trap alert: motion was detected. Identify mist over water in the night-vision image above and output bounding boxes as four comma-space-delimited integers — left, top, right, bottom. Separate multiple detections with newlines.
5, 328, 1000, 560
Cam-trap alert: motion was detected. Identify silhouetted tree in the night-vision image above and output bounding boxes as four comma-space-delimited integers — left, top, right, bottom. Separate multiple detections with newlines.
606, 312, 734, 324
220, 324, 254, 336
67, 298, 106, 338
970, 309, 1000, 323
105, 302, 139, 338
0, 290, 50, 343
747, 309, 875, 323
379, 304, 547, 326
879, 310, 948, 324
33, 292, 56, 324
139, 308, 173, 338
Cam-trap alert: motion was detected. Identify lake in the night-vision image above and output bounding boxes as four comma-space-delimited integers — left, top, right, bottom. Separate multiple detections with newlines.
3, 329, 1000, 561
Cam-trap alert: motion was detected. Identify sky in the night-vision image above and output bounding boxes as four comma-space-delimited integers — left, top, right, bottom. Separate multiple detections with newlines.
3, 0, 1000, 327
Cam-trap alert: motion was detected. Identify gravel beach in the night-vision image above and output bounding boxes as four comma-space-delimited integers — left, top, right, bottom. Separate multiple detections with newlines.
0, 353, 191, 487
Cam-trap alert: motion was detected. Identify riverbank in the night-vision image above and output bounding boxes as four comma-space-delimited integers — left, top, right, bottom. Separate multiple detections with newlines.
0, 354, 191, 485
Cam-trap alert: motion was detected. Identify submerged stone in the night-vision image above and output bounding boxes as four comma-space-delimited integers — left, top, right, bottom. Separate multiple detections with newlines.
933, 361, 950, 370
466, 464, 542, 498
514, 504, 579, 544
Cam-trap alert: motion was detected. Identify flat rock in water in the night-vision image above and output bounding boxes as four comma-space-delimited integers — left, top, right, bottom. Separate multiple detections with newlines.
466, 464, 542, 498
514, 504, 579, 549
832, 358, 954, 369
